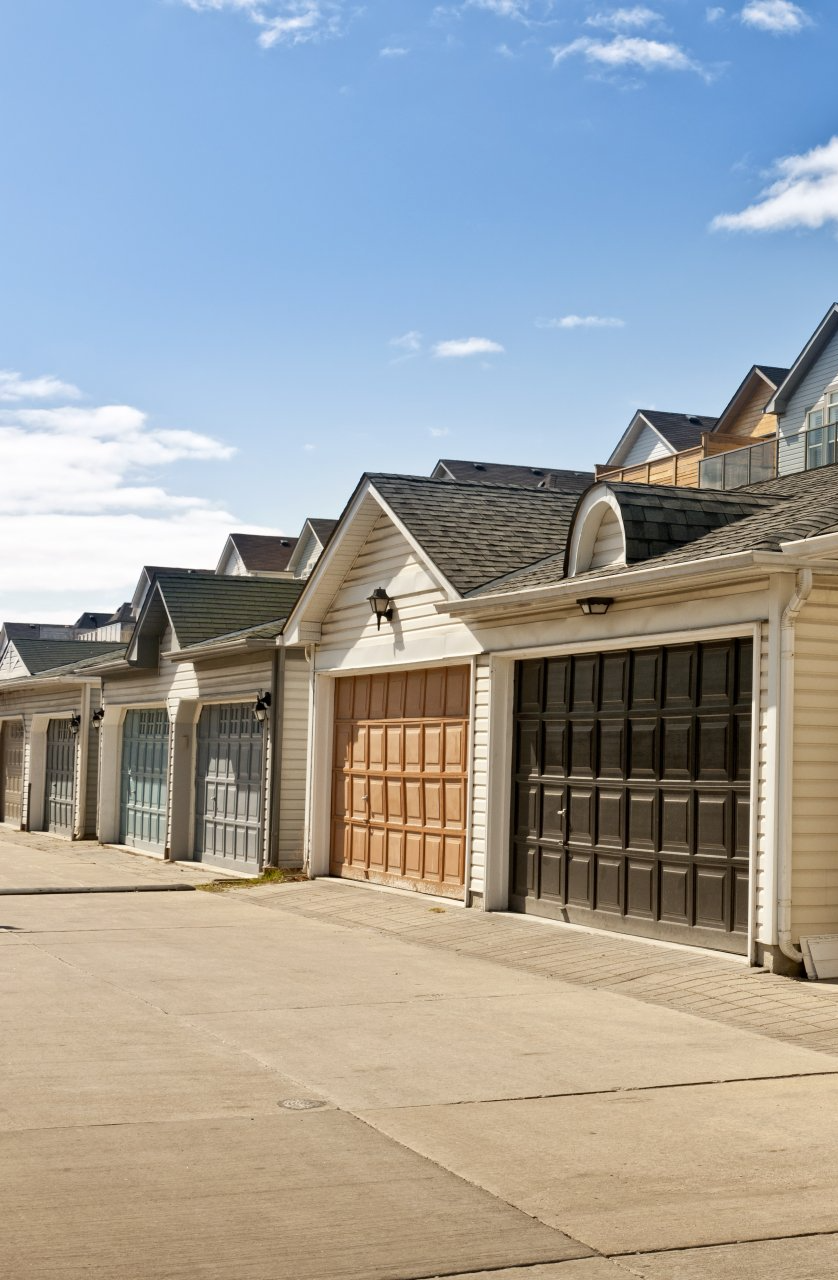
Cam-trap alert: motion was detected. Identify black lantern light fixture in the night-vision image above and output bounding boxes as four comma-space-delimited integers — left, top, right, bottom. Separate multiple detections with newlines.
69, 713, 82, 736
578, 597, 613, 616
91, 707, 105, 730
254, 691, 272, 723
368, 587, 394, 631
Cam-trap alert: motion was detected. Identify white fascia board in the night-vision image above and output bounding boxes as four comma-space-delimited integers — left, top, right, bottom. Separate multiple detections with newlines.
285, 520, 318, 576
0, 674, 100, 693
171, 637, 277, 664
439, 550, 799, 619
214, 535, 237, 575
779, 530, 838, 561
607, 412, 675, 467
766, 304, 838, 415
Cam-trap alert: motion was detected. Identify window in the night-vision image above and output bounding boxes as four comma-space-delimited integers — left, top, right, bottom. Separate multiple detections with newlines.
829, 392, 838, 425
808, 408, 824, 431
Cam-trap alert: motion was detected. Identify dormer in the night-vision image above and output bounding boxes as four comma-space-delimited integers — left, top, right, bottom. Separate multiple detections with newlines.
285, 518, 338, 580
215, 532, 297, 579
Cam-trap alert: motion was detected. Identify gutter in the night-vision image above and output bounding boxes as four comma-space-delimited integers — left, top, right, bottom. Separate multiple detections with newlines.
777, 568, 814, 964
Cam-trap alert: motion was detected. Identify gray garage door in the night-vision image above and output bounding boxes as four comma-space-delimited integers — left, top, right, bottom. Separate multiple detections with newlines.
511, 639, 753, 954
1, 721, 24, 826
44, 719, 76, 836
194, 703, 264, 870
120, 709, 170, 853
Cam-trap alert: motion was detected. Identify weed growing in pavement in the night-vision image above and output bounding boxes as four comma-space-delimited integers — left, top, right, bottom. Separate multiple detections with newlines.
197, 867, 307, 893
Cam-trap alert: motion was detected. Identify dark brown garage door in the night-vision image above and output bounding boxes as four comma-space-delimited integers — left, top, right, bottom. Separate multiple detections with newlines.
511, 639, 753, 953
331, 667, 470, 898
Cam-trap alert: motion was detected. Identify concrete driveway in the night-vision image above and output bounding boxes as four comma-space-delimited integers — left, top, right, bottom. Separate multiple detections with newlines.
2, 830, 838, 1278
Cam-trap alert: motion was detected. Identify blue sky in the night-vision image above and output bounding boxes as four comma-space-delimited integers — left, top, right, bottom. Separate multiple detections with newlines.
1, 0, 836, 618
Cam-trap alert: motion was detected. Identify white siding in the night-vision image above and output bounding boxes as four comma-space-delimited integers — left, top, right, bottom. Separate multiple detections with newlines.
755, 625, 770, 942
0, 683, 92, 833
0, 647, 26, 681
317, 512, 480, 671
779, 327, 838, 438
622, 424, 671, 467
468, 656, 492, 898
589, 509, 625, 570
277, 650, 310, 866
293, 528, 321, 580
791, 584, 838, 939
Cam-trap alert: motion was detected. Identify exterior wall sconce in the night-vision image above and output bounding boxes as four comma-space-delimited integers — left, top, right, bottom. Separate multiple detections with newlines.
368, 587, 394, 630
91, 708, 105, 730
254, 691, 272, 723
69, 713, 82, 736
578, 598, 613, 616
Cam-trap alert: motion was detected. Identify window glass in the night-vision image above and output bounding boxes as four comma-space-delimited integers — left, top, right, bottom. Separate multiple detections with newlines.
828, 424, 838, 466
809, 408, 825, 430
749, 440, 775, 483
829, 392, 838, 424
699, 456, 723, 489
807, 427, 825, 470
723, 449, 750, 490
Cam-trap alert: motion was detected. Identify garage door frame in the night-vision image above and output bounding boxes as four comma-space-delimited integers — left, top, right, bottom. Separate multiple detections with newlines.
318, 658, 476, 900
506, 626, 761, 956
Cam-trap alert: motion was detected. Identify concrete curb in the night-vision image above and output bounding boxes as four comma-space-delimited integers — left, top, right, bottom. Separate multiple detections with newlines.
0, 884, 198, 896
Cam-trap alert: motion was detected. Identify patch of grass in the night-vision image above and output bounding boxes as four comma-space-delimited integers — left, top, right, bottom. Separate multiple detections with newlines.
428, 906, 446, 913
197, 866, 307, 893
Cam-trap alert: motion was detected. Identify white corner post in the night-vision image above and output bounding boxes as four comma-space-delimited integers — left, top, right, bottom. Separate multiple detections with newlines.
777, 567, 814, 964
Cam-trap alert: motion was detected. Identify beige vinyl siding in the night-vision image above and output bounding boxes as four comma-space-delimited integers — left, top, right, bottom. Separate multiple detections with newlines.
293, 528, 321, 580
469, 657, 491, 898
791, 584, 838, 938
755, 625, 770, 941
589, 510, 624, 570
0, 683, 91, 833
83, 720, 99, 837
0, 647, 26, 680
277, 649, 309, 866
317, 512, 479, 670
622, 424, 671, 467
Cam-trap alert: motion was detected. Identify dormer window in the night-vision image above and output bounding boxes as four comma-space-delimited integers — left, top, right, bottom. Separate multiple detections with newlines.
805, 391, 838, 471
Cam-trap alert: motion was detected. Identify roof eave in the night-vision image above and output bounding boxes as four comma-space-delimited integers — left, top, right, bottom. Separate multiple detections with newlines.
767, 303, 838, 415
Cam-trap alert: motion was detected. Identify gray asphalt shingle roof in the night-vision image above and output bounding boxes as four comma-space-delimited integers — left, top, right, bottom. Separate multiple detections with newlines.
229, 533, 297, 572
10, 639, 127, 676
308, 518, 337, 544
471, 465, 838, 598
433, 459, 594, 491
369, 473, 582, 595
152, 572, 305, 648
641, 411, 718, 452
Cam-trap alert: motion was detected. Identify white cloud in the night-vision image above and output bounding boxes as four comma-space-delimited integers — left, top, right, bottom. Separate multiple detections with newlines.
585, 8, 663, 32
429, 427, 450, 437
0, 370, 81, 403
552, 35, 706, 76
303, 442, 316, 451
180, 0, 346, 48
0, 375, 266, 610
706, 5, 726, 20
465, 0, 529, 18
432, 337, 505, 358
740, 0, 811, 33
380, 45, 409, 57
390, 330, 423, 353
536, 314, 626, 329
711, 136, 838, 233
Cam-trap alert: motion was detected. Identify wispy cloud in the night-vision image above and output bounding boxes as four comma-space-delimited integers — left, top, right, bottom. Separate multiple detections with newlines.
432, 337, 505, 358
0, 371, 82, 403
390, 330, 423, 353
585, 7, 663, 32
552, 35, 707, 77
180, 0, 347, 48
380, 45, 409, 56
711, 136, 838, 233
429, 426, 450, 437
464, 0, 530, 18
536, 314, 626, 329
0, 374, 262, 609
740, 0, 811, 32
706, 5, 726, 20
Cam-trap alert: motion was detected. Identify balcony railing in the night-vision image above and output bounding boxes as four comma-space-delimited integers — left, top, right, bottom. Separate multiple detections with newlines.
698, 438, 777, 491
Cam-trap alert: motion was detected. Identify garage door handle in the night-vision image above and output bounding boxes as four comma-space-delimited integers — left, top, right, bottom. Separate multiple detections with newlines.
362, 794, 369, 803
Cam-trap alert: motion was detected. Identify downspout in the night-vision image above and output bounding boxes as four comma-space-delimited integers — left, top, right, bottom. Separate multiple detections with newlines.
777, 567, 813, 964
264, 646, 286, 870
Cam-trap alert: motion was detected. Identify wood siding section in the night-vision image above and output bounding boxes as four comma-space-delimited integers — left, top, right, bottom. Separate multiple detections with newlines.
723, 378, 778, 440
791, 584, 838, 938
596, 448, 702, 489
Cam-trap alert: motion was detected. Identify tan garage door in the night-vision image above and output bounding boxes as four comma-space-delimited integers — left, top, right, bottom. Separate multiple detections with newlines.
331, 666, 470, 898
1, 721, 24, 826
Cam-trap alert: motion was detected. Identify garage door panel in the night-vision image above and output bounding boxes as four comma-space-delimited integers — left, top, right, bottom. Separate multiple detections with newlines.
194, 702, 263, 871
544, 658, 569, 712
511, 641, 752, 953
353, 676, 371, 720
44, 719, 76, 837
331, 668, 469, 897
336, 678, 355, 719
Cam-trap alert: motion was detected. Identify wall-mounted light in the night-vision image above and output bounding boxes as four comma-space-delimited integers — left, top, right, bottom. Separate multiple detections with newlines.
91, 707, 105, 730
69, 713, 82, 736
578, 597, 613, 616
368, 587, 394, 631
254, 691, 272, 723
